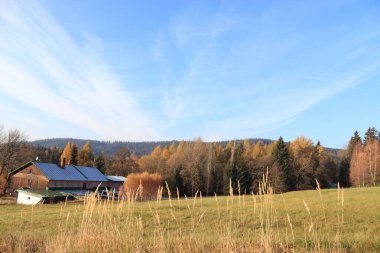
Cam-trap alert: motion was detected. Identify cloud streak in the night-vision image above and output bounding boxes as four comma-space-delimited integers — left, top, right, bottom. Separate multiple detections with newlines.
0, 1, 379, 143
155, 1, 380, 140
0, 1, 158, 141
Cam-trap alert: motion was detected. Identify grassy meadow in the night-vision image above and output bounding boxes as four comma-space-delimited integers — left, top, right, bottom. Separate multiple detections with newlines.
0, 185, 379, 253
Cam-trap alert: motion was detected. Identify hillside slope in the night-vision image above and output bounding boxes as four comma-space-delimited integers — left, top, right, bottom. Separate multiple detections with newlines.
30, 138, 273, 156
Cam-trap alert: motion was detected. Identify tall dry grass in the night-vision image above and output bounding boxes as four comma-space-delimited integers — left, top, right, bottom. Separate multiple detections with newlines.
0, 174, 346, 253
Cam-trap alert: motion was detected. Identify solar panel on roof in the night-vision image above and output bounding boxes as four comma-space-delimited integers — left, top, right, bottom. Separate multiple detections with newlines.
34, 162, 86, 181
73, 166, 108, 181
33, 162, 108, 182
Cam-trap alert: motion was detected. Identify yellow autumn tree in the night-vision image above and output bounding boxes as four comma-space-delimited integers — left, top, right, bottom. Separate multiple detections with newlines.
169, 142, 176, 155
60, 142, 72, 166
151, 145, 162, 158
78, 142, 95, 167
251, 141, 265, 159
176, 140, 185, 154
162, 146, 170, 160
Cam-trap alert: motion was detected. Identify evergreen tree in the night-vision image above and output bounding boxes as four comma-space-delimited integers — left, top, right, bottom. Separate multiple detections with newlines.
173, 166, 185, 196
348, 131, 362, 155
316, 141, 325, 155
48, 146, 62, 164
364, 127, 378, 144
271, 136, 293, 192
269, 163, 287, 193
338, 157, 350, 187
235, 144, 252, 194
71, 144, 79, 165
236, 165, 252, 194
95, 154, 106, 174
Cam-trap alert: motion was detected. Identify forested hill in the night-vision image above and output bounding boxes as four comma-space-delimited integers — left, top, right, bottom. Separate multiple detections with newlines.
30, 138, 274, 157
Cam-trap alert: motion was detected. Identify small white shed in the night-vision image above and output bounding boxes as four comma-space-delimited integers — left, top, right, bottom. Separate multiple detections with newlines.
16, 189, 74, 205
16, 190, 43, 205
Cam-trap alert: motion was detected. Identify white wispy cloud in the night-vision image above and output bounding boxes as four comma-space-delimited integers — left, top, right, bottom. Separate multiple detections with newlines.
1, 1, 379, 142
155, 1, 380, 140
0, 1, 159, 141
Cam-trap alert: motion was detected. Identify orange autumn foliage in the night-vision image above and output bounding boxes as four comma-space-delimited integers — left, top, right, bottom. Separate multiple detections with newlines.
124, 172, 163, 200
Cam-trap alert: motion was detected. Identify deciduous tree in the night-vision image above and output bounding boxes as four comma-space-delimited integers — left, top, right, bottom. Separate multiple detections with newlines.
78, 142, 95, 166
0, 127, 27, 194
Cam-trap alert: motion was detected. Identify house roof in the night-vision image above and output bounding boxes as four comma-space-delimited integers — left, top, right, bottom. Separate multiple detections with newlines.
10, 162, 108, 182
34, 163, 85, 181
106, 175, 126, 182
73, 165, 108, 181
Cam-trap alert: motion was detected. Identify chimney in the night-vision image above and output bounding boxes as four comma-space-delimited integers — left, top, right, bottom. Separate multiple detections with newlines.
60, 157, 66, 168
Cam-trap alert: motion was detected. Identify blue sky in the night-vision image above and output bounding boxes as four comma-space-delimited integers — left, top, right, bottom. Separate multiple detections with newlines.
0, 0, 379, 148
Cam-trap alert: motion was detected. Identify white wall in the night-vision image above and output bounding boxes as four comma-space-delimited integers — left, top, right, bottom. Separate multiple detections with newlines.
17, 192, 42, 205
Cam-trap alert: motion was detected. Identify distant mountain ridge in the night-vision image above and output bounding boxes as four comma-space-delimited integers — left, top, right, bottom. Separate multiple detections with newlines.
30, 138, 274, 157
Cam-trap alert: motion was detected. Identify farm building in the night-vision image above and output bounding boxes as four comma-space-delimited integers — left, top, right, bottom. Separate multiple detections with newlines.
8, 161, 125, 193
16, 189, 74, 205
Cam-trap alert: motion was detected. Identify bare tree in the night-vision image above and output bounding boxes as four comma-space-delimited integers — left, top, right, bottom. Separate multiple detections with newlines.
0, 127, 28, 194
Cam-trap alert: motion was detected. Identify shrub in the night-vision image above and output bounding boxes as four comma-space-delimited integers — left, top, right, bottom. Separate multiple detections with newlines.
124, 172, 163, 200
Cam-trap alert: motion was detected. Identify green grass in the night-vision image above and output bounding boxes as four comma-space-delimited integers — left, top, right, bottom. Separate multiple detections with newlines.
0, 187, 380, 252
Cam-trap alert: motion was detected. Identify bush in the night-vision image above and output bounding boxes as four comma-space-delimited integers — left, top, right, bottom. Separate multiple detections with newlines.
124, 172, 163, 200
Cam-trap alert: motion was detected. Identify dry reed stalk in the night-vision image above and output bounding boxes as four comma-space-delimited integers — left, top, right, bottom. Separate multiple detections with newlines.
165, 181, 172, 208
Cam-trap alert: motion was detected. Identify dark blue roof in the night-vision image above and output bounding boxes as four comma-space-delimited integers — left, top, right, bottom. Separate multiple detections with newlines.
33, 162, 107, 182
70, 165, 108, 181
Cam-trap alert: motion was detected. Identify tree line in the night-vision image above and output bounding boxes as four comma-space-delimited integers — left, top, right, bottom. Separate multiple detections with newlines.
1, 123, 379, 196
135, 137, 340, 196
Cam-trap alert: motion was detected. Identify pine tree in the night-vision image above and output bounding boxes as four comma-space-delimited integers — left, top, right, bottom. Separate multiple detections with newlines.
348, 131, 362, 155
236, 165, 252, 194
49, 146, 62, 164
316, 141, 325, 155
271, 137, 293, 192
173, 166, 185, 196
71, 144, 79, 165
95, 154, 106, 174
338, 157, 350, 187
236, 143, 252, 194
269, 163, 287, 193
364, 127, 378, 144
